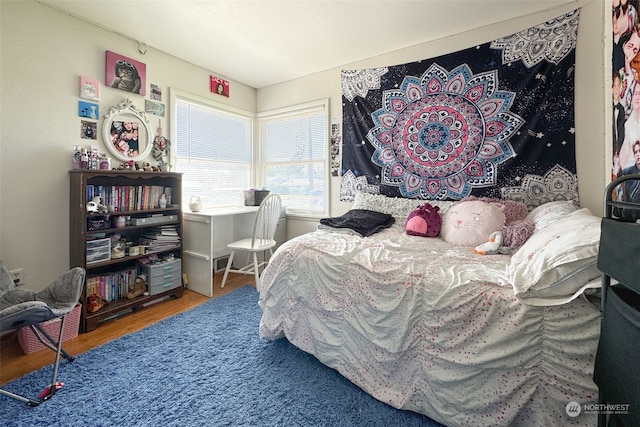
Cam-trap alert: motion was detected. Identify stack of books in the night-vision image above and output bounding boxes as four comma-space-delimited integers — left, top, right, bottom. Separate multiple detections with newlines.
139, 225, 180, 252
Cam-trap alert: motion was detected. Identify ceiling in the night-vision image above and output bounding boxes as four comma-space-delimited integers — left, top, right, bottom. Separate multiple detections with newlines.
39, 0, 576, 89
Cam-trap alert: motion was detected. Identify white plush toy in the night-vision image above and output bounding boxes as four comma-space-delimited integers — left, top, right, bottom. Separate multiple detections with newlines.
472, 231, 503, 255
86, 196, 107, 213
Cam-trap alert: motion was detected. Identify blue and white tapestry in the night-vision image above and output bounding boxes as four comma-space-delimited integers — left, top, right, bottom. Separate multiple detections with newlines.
340, 9, 580, 209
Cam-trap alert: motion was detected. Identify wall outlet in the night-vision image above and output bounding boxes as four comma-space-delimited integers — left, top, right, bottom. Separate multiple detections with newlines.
9, 268, 24, 286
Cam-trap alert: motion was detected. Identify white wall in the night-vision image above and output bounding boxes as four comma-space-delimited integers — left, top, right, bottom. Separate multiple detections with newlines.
0, 1, 256, 290
258, 0, 606, 235
0, 0, 606, 291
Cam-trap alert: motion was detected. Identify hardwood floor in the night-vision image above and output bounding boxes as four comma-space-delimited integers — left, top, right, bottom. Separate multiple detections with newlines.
0, 271, 253, 385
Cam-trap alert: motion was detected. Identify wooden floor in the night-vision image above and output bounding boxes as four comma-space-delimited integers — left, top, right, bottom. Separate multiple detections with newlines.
0, 271, 253, 386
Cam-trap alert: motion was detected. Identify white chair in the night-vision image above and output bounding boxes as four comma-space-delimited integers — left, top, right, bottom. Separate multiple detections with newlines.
221, 194, 282, 291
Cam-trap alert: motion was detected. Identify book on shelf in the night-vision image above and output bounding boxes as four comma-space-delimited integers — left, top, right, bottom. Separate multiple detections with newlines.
85, 184, 169, 211
139, 225, 181, 252
86, 266, 138, 302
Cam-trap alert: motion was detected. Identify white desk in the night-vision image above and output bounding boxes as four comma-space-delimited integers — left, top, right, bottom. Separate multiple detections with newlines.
182, 206, 286, 297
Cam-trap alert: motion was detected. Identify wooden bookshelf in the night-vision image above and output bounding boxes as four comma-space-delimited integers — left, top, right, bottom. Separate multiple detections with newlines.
69, 170, 184, 332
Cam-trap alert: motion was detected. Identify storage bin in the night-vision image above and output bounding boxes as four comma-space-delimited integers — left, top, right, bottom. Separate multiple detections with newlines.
86, 238, 111, 264
243, 190, 270, 206
17, 303, 82, 355
140, 258, 182, 295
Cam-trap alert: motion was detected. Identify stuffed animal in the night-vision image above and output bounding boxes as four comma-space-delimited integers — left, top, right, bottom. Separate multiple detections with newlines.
87, 293, 106, 312
460, 196, 534, 249
126, 274, 148, 299
405, 203, 442, 237
86, 196, 108, 213
472, 231, 504, 255
441, 200, 506, 246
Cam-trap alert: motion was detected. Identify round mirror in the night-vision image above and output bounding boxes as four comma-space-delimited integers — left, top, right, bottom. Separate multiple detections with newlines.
102, 98, 153, 162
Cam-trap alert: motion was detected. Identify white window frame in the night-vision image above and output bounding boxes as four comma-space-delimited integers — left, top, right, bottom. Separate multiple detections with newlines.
258, 99, 330, 217
170, 88, 254, 209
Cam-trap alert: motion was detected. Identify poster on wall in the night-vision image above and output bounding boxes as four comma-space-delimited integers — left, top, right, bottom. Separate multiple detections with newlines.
612, 0, 640, 207
210, 75, 229, 97
105, 50, 146, 95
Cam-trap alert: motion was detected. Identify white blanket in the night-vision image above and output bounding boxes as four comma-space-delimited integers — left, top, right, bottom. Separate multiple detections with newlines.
259, 224, 600, 427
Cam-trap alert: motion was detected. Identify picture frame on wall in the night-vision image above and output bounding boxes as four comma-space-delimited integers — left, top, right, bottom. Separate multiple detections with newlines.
105, 50, 146, 95
210, 75, 229, 97
81, 120, 98, 140
79, 76, 100, 101
145, 99, 165, 117
150, 83, 162, 101
79, 101, 99, 120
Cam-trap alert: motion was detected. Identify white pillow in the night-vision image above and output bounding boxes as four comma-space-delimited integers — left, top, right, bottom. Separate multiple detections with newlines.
525, 201, 579, 232
351, 192, 454, 220
509, 208, 601, 306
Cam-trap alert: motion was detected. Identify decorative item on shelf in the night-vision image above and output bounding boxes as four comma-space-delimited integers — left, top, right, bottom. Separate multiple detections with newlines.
87, 293, 107, 313
243, 189, 270, 206
72, 145, 82, 170
141, 162, 160, 172
159, 193, 167, 208
86, 196, 108, 213
111, 240, 126, 259
189, 196, 202, 212
117, 160, 135, 170
126, 273, 148, 299
98, 156, 111, 170
114, 216, 126, 228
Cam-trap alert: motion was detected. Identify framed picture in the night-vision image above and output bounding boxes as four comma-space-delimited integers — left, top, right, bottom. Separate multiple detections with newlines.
145, 99, 165, 117
210, 75, 229, 97
150, 83, 162, 101
79, 76, 100, 101
81, 120, 97, 140
105, 50, 146, 95
79, 101, 99, 120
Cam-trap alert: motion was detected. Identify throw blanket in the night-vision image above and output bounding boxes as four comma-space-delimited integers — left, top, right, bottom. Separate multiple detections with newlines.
340, 9, 580, 210
319, 209, 395, 237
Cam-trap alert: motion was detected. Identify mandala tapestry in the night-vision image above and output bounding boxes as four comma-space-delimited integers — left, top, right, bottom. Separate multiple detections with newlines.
340, 9, 580, 209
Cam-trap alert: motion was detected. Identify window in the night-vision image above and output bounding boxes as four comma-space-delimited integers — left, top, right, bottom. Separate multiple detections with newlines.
258, 99, 329, 216
173, 92, 253, 208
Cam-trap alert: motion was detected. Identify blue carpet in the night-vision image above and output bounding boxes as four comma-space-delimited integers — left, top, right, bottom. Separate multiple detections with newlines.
1, 286, 442, 426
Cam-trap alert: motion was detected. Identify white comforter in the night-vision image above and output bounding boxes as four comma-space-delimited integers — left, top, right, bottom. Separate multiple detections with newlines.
258, 224, 600, 426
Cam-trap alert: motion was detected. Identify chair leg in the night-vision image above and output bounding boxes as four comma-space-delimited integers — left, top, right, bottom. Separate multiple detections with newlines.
40, 315, 67, 402
221, 250, 235, 288
0, 315, 70, 406
253, 252, 260, 291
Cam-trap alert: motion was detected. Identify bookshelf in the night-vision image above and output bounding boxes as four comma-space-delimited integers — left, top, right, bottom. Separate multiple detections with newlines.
69, 170, 184, 332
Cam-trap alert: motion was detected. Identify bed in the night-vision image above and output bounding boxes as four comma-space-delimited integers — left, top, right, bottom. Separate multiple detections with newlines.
258, 193, 603, 427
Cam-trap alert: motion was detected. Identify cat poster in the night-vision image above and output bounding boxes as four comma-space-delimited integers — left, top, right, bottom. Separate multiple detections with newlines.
105, 50, 146, 95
